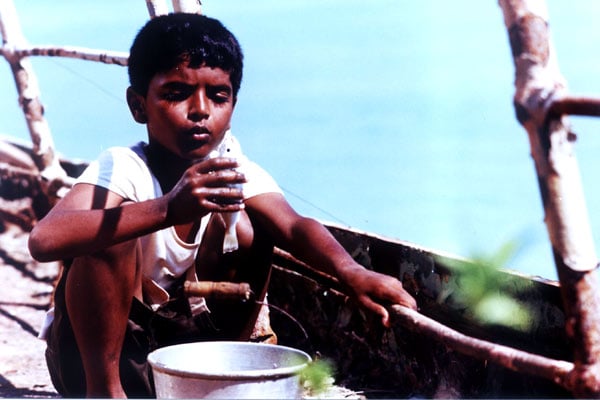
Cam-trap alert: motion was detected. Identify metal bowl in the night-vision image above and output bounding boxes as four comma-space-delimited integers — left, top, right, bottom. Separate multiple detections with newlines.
148, 341, 311, 399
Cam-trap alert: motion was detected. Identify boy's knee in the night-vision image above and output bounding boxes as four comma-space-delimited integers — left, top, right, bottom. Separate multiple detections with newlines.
236, 211, 255, 250
205, 211, 261, 251
66, 239, 142, 305
235, 211, 273, 252
96, 239, 139, 265
69, 239, 141, 284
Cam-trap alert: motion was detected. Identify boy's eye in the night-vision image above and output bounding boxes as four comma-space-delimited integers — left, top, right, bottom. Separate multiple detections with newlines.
208, 86, 232, 104
159, 83, 232, 104
161, 85, 193, 101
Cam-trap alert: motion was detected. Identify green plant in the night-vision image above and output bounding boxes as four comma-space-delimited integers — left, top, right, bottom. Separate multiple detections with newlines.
300, 357, 336, 396
438, 240, 535, 332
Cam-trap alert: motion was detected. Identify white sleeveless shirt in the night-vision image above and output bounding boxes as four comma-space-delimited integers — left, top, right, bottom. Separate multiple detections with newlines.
76, 131, 282, 291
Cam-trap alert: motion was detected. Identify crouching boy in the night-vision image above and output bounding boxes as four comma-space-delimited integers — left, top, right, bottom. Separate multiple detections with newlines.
29, 13, 417, 398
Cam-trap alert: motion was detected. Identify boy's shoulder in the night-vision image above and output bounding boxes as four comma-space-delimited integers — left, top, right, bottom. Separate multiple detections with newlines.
91, 141, 148, 166
76, 141, 155, 200
100, 141, 146, 156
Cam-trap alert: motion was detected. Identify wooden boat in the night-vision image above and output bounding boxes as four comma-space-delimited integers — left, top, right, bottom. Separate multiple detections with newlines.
0, 148, 573, 397
2, 0, 600, 398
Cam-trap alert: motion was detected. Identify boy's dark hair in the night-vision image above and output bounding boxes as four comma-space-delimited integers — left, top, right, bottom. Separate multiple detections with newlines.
128, 13, 243, 97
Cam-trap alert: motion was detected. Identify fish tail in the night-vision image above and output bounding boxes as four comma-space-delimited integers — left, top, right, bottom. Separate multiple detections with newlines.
223, 229, 239, 253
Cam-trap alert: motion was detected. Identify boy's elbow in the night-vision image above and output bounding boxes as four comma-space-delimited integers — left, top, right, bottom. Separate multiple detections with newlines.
28, 228, 57, 262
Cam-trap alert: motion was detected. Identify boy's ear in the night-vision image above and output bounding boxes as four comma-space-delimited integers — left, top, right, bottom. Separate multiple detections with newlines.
126, 87, 148, 124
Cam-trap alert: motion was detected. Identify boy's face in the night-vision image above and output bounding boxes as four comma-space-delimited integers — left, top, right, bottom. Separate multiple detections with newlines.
135, 62, 235, 161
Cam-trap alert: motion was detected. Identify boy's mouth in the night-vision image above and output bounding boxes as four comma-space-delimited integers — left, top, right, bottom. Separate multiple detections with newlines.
178, 127, 212, 157
188, 125, 210, 136
186, 126, 211, 144
191, 132, 210, 142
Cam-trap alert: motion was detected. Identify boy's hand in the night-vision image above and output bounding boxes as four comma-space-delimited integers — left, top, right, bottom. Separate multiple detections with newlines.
342, 265, 417, 328
165, 157, 246, 224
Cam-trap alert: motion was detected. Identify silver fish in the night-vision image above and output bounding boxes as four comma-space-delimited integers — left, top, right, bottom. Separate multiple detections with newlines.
211, 135, 242, 253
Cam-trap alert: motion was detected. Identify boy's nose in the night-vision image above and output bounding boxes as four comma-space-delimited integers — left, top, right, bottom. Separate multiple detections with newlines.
189, 92, 209, 120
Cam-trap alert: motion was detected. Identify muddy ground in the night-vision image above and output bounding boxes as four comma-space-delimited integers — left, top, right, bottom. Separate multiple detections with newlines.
0, 220, 59, 398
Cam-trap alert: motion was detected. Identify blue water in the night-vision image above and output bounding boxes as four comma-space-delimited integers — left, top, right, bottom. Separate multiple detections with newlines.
3, 1, 600, 280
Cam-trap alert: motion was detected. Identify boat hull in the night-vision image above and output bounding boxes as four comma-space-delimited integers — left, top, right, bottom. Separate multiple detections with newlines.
268, 224, 571, 398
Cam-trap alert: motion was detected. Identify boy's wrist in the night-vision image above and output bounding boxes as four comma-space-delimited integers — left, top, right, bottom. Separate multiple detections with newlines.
157, 195, 175, 228
334, 260, 365, 284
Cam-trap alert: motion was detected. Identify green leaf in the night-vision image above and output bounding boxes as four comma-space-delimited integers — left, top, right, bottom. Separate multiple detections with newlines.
436, 238, 535, 333
300, 358, 336, 395
473, 294, 532, 331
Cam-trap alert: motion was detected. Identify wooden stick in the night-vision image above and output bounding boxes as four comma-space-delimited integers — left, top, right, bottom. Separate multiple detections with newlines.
183, 281, 253, 302
5, 45, 128, 66
0, 140, 36, 170
0, 162, 76, 189
549, 96, 600, 117
390, 305, 574, 389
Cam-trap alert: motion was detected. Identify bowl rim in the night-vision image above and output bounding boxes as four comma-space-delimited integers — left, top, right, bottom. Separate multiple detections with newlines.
147, 341, 312, 380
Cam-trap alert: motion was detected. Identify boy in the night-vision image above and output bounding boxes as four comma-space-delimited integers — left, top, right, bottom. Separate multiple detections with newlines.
29, 13, 417, 398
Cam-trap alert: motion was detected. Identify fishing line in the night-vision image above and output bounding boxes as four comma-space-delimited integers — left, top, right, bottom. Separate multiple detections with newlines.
46, 58, 350, 228
279, 185, 349, 226
46, 57, 125, 104
254, 299, 314, 354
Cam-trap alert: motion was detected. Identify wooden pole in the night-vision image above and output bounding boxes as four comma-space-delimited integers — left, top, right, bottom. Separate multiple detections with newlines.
0, 0, 66, 182
172, 0, 202, 14
146, 0, 169, 17
498, 0, 600, 396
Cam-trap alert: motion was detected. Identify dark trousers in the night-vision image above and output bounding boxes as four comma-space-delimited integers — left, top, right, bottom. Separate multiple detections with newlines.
45, 269, 221, 398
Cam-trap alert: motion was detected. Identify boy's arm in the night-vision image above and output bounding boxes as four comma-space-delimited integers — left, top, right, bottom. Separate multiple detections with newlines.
29, 158, 246, 262
28, 183, 170, 262
245, 193, 417, 326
